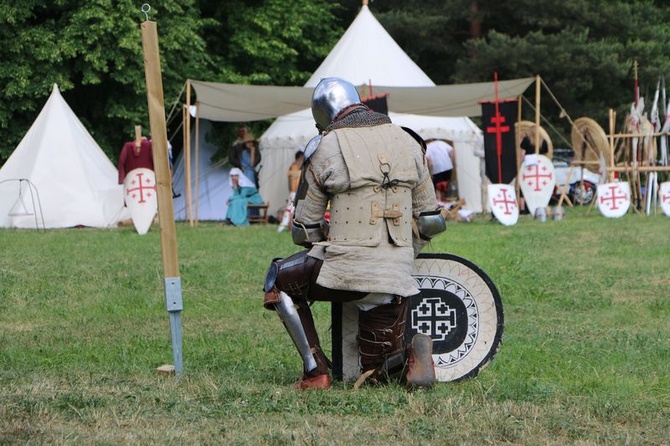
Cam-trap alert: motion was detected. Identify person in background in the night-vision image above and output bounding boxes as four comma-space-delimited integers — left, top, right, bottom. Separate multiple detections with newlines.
228, 124, 261, 188
277, 150, 305, 233
225, 167, 264, 226
520, 127, 549, 157
262, 77, 446, 391
425, 138, 455, 203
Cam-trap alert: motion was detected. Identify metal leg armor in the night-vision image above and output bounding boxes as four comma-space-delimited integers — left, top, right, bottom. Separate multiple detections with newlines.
273, 291, 318, 373
263, 251, 366, 388
263, 252, 331, 379
263, 251, 367, 306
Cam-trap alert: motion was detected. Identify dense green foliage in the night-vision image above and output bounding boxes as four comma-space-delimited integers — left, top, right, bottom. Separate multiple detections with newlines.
0, 1, 213, 162
1, 209, 669, 443
0, 0, 340, 163
371, 0, 670, 138
1, 0, 669, 163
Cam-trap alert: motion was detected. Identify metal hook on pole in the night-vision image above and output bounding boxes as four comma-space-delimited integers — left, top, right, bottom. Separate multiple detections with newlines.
141, 3, 151, 21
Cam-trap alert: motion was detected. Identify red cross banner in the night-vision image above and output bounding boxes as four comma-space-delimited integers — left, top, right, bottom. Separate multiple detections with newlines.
481, 99, 519, 184
124, 167, 158, 234
518, 154, 556, 216
659, 182, 670, 217
597, 182, 631, 218
487, 183, 519, 226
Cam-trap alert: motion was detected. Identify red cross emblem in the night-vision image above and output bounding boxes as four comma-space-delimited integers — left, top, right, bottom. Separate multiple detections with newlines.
599, 184, 628, 211
492, 188, 517, 215
522, 164, 554, 192
486, 112, 511, 183
126, 172, 156, 204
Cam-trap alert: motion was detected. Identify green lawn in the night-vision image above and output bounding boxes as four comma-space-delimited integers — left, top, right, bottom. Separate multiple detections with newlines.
1, 207, 669, 444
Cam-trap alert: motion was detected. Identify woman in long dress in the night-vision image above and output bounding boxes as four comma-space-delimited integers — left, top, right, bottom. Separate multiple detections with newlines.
225, 167, 264, 226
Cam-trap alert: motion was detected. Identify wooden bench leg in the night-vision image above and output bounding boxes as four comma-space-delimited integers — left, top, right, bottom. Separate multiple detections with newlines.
247, 203, 269, 224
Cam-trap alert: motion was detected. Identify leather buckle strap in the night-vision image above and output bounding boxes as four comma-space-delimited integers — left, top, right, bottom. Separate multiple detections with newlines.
370, 201, 402, 225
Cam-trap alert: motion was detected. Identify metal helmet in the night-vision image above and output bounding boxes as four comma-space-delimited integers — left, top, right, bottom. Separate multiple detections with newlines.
311, 77, 361, 130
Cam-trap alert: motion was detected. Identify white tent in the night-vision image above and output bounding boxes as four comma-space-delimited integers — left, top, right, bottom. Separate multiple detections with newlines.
172, 119, 233, 221
0, 84, 127, 229
182, 4, 534, 219
258, 4, 486, 215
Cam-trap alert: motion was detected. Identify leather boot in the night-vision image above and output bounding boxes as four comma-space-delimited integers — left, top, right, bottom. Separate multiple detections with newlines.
405, 334, 436, 390
293, 372, 331, 390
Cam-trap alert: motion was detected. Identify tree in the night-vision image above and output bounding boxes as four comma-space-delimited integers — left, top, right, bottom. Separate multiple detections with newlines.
0, 0, 216, 164
454, 0, 670, 137
5, 0, 667, 166
192, 0, 343, 157
0, 0, 345, 166
367, 0, 670, 141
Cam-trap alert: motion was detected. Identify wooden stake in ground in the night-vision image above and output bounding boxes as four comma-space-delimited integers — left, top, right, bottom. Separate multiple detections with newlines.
140, 15, 184, 376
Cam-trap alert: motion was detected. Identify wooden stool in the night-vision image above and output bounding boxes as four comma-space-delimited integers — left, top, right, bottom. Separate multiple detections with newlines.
247, 203, 269, 224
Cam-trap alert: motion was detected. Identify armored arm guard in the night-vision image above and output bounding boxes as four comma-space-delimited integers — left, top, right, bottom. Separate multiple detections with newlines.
291, 220, 329, 248
416, 209, 447, 241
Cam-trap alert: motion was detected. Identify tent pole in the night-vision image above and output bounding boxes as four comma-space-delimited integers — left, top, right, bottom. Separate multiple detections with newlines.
185, 80, 193, 227
195, 102, 200, 226
515, 94, 522, 201
181, 105, 187, 212
535, 74, 542, 155
609, 109, 616, 182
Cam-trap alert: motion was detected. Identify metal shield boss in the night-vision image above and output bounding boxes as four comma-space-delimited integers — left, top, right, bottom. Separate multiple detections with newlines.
660, 182, 670, 217
487, 183, 518, 226
124, 168, 157, 235
519, 154, 556, 216
597, 182, 630, 218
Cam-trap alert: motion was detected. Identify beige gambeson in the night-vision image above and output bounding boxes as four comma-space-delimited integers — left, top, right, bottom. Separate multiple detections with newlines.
293, 123, 436, 297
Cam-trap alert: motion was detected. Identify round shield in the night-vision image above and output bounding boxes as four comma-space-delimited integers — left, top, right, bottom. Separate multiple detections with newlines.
331, 253, 504, 382
407, 253, 504, 381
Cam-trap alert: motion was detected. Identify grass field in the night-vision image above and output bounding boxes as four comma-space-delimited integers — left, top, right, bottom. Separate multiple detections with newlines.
1, 206, 669, 445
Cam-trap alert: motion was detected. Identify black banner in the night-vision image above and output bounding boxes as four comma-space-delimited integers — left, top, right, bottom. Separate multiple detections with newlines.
362, 94, 389, 115
481, 100, 518, 184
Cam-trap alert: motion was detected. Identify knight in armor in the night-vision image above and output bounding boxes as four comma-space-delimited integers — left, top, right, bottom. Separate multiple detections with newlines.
263, 77, 447, 390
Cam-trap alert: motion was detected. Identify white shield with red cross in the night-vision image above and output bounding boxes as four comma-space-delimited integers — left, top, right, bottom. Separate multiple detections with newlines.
660, 182, 670, 217
519, 154, 556, 216
597, 182, 630, 218
124, 168, 157, 235
487, 183, 519, 226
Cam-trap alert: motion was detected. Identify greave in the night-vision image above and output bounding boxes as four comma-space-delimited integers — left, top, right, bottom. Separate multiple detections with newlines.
274, 291, 318, 372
